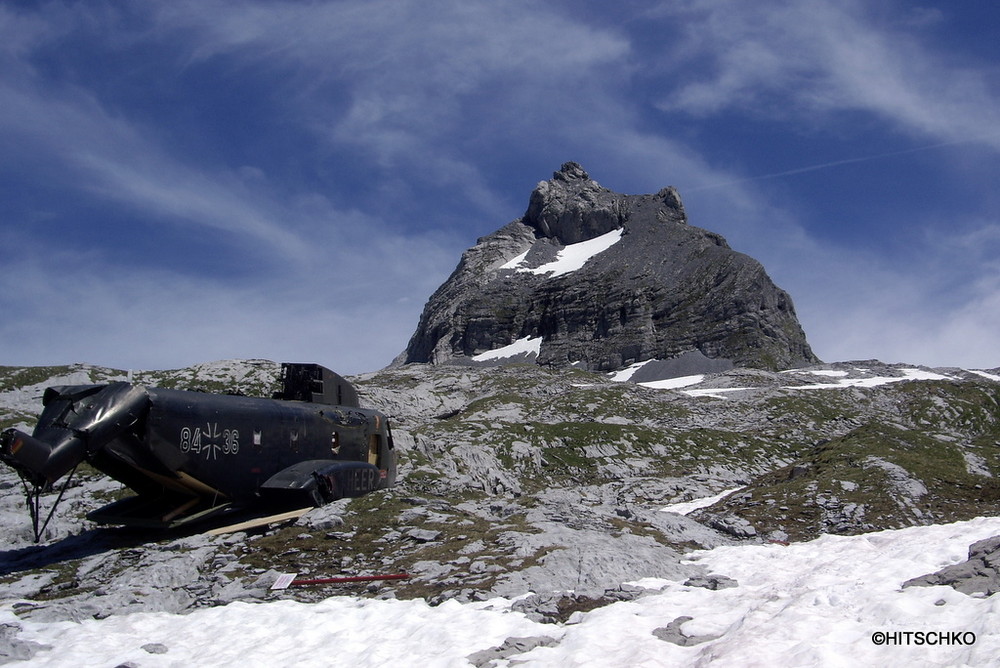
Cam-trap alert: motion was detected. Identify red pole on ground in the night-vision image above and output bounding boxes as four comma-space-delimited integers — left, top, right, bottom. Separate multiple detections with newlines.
291, 573, 410, 586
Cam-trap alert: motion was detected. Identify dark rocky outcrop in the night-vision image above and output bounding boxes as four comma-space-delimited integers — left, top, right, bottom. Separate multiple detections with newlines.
400, 162, 818, 377
903, 535, 1000, 596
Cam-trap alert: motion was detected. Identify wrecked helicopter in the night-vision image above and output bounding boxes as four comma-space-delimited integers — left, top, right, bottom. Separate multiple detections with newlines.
0, 363, 397, 541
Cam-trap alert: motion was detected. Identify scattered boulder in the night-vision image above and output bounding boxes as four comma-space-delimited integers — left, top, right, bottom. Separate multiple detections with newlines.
467, 635, 559, 667
684, 574, 739, 590
296, 500, 349, 530
653, 616, 722, 647
405, 528, 441, 543
702, 514, 758, 539
510, 585, 650, 624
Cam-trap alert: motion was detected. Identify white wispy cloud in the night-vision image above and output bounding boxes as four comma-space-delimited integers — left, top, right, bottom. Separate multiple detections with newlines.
0, 229, 456, 372
0, 2, 469, 370
151, 0, 633, 216
722, 205, 1000, 368
652, 0, 1000, 149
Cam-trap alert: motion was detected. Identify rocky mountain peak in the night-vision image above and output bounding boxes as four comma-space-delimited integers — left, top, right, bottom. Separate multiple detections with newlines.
524, 163, 687, 247
523, 162, 624, 245
552, 160, 589, 181
399, 164, 819, 378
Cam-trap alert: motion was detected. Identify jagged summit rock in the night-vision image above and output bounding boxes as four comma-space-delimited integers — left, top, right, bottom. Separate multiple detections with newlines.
400, 163, 819, 377
523, 162, 634, 244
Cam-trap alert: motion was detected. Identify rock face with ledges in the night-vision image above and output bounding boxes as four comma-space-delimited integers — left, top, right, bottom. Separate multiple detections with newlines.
401, 162, 818, 375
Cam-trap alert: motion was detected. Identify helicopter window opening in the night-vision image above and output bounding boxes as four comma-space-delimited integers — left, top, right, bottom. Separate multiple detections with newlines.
368, 434, 380, 466
253, 429, 262, 449
290, 429, 299, 452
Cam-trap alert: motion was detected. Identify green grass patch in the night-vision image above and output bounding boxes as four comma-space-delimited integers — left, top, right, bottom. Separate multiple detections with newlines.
704, 421, 1000, 541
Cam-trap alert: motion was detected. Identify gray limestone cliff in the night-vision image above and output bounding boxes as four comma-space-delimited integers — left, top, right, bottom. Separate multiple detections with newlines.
400, 163, 818, 377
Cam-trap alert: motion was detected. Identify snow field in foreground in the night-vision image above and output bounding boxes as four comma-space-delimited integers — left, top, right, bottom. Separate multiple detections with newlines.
6, 516, 1000, 666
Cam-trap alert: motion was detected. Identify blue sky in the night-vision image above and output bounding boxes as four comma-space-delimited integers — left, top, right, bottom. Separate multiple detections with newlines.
1, 0, 998, 374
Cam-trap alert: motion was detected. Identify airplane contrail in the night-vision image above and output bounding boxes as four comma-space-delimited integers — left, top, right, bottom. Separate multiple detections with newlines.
685, 135, 996, 192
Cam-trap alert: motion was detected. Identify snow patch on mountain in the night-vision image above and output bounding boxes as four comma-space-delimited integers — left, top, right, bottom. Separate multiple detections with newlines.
639, 375, 706, 390
472, 336, 543, 362
661, 486, 745, 515
605, 362, 998, 399
501, 228, 624, 278
785, 367, 952, 390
